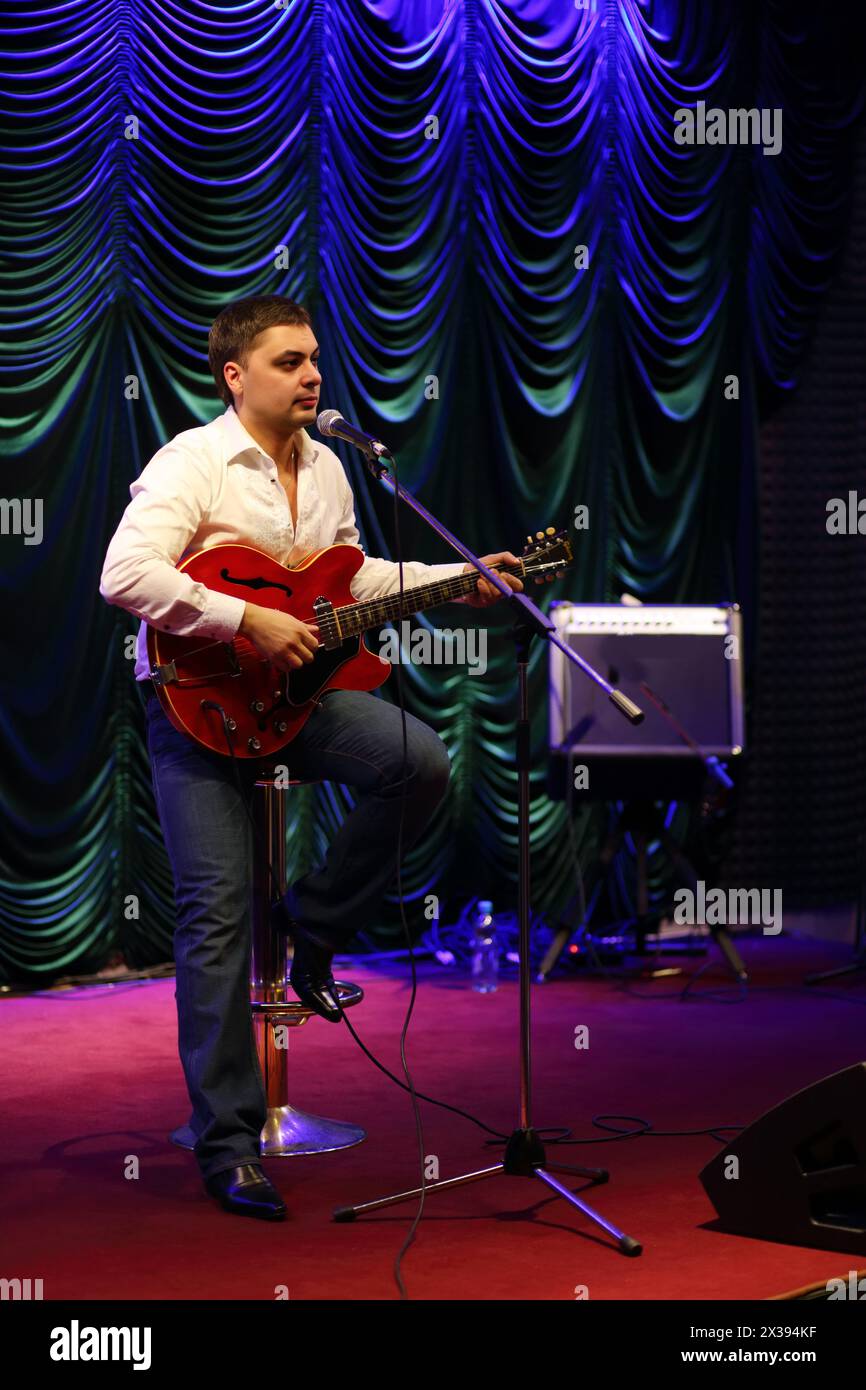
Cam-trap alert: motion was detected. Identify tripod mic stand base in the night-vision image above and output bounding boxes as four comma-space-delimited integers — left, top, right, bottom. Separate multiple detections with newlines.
805, 948, 866, 985
333, 1127, 643, 1257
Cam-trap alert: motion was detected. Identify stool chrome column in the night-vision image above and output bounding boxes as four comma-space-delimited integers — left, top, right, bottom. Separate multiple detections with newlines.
170, 774, 365, 1157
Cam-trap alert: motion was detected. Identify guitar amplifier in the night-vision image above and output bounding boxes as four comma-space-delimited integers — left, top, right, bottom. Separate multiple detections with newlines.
547, 603, 744, 801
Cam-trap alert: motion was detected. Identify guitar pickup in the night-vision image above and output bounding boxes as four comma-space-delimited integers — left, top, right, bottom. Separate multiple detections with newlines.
313, 597, 343, 651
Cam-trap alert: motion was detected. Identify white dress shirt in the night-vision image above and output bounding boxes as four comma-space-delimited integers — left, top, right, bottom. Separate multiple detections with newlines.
99, 404, 467, 680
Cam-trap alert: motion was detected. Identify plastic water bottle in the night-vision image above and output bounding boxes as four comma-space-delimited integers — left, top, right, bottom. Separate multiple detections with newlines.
471, 901, 499, 993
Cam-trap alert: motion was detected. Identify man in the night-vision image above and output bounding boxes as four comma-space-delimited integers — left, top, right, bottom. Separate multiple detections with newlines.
99, 294, 522, 1220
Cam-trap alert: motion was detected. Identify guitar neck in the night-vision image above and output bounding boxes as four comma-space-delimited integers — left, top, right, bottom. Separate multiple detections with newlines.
332, 560, 526, 638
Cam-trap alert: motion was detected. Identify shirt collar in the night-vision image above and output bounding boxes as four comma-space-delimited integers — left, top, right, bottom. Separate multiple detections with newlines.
221, 403, 318, 468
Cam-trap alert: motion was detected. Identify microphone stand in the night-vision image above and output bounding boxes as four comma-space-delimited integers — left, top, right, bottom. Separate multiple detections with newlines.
332, 450, 645, 1256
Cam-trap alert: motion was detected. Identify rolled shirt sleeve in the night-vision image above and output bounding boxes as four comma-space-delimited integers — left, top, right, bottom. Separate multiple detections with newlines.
99, 444, 247, 641
333, 475, 467, 602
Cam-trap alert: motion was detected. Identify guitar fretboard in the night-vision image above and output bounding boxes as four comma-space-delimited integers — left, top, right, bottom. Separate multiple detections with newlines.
332, 560, 527, 638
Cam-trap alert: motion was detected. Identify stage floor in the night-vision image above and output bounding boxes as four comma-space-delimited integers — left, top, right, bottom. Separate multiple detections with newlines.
2, 934, 864, 1301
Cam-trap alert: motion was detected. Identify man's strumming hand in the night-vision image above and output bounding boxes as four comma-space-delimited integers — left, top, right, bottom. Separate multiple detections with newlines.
239, 604, 320, 671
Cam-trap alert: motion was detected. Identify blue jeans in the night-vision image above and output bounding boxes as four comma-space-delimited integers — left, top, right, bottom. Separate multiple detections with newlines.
144, 683, 451, 1180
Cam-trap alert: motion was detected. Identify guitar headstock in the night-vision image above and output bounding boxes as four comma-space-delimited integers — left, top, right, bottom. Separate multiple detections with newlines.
521, 527, 573, 585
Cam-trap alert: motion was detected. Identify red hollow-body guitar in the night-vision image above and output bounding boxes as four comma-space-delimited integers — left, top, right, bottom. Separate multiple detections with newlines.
146, 530, 573, 758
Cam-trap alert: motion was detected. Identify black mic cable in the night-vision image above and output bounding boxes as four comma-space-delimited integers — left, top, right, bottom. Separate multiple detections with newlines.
383, 450, 427, 1300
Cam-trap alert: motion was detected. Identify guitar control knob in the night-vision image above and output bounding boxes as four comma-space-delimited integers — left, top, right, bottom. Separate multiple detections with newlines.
273, 690, 282, 701
247, 737, 262, 752
226, 718, 237, 732
274, 721, 288, 734
250, 700, 265, 713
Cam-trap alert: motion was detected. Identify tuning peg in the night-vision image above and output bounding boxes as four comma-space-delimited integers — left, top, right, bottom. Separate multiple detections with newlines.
526, 535, 533, 544
536, 530, 544, 540
546, 526, 555, 535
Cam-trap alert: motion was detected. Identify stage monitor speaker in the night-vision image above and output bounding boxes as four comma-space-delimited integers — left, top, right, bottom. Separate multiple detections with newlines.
699, 1063, 866, 1254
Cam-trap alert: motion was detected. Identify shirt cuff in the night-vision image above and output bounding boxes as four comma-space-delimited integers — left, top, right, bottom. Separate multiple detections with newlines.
198, 589, 247, 642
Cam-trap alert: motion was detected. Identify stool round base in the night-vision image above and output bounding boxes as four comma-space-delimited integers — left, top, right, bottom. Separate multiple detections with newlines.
261, 1106, 366, 1156
169, 1109, 366, 1157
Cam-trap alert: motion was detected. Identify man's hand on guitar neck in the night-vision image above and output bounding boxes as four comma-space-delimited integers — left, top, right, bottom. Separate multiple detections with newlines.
239, 603, 320, 671
460, 552, 524, 609
237, 550, 529, 665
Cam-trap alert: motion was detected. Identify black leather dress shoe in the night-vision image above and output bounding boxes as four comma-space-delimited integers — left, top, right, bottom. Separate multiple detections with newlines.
270, 901, 344, 1024
204, 1163, 287, 1221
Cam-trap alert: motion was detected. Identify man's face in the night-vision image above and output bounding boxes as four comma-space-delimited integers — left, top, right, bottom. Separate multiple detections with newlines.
225, 323, 321, 431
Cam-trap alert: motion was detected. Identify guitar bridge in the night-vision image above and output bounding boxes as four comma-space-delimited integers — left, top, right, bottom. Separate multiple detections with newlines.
149, 660, 179, 686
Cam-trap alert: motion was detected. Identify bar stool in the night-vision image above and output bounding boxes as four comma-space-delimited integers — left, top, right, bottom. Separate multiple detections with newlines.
170, 772, 365, 1157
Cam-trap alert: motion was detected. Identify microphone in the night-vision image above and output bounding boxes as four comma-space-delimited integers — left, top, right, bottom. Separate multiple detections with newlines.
316, 409, 394, 461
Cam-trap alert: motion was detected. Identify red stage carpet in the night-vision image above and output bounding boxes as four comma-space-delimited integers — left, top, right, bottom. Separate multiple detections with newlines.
2, 936, 864, 1301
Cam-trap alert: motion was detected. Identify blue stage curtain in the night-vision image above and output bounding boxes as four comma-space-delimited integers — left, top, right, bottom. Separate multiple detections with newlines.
0, 0, 862, 976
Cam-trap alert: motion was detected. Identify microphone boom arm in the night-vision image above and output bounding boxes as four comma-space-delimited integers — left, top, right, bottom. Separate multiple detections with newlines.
362, 452, 643, 725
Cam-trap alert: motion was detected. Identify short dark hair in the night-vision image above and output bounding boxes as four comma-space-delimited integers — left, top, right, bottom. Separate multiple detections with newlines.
208, 295, 313, 407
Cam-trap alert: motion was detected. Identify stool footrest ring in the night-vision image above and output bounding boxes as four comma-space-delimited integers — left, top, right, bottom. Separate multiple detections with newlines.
251, 981, 364, 1017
